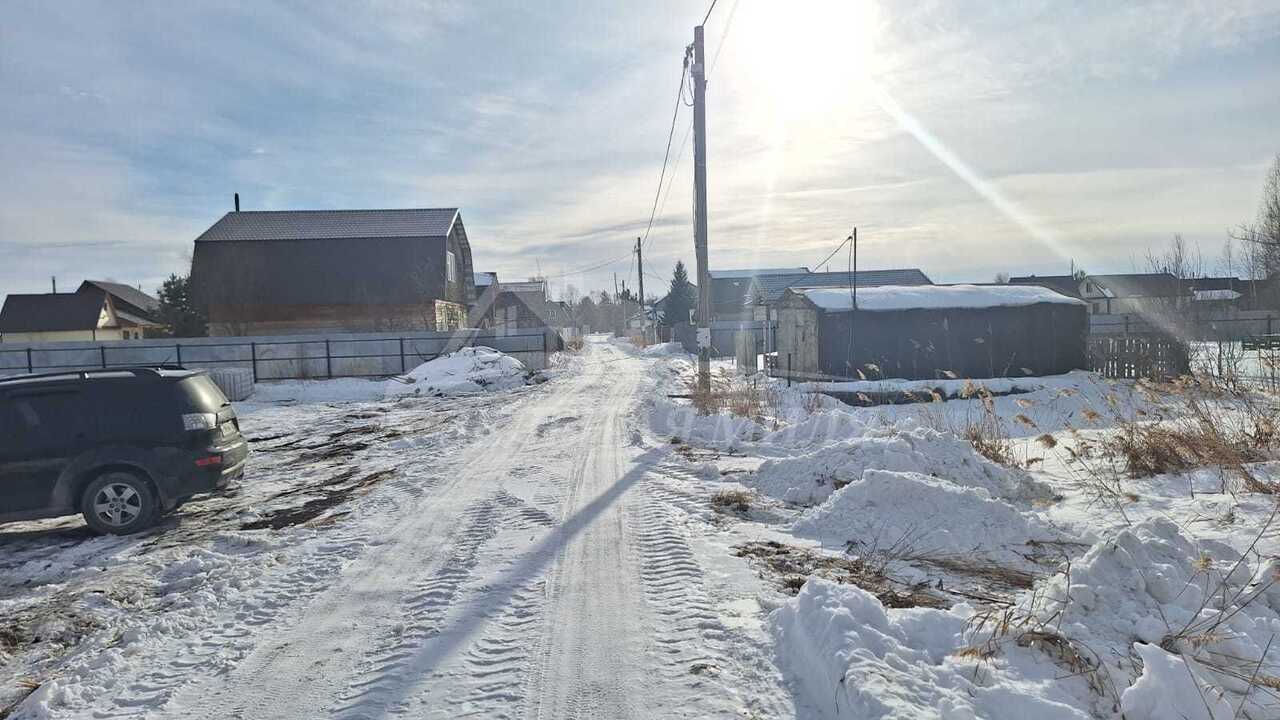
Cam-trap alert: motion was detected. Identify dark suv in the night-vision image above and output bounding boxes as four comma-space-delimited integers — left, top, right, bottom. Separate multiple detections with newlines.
0, 367, 248, 534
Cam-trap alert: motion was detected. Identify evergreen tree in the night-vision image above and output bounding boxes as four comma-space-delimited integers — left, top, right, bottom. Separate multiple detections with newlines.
663, 261, 695, 327
155, 273, 207, 338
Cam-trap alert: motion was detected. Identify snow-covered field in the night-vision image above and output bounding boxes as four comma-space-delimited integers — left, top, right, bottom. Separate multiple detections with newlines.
3, 337, 1279, 719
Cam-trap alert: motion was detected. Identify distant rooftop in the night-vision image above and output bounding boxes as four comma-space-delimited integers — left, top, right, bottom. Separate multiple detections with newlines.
749, 269, 933, 304
0, 292, 112, 333
800, 284, 1084, 312
195, 208, 460, 242
708, 267, 809, 280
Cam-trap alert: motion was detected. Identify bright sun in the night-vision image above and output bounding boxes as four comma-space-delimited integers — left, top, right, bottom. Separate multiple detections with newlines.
735, 0, 884, 125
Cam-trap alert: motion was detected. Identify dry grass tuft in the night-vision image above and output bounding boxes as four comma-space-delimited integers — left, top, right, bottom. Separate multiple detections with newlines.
565, 336, 585, 353
963, 411, 1014, 466
1100, 383, 1280, 490
711, 488, 752, 513
734, 539, 948, 608
686, 374, 774, 421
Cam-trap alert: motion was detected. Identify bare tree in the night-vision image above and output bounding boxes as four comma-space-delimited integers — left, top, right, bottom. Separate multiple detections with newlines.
1146, 233, 1204, 281
1232, 154, 1280, 276
993, 272, 1010, 284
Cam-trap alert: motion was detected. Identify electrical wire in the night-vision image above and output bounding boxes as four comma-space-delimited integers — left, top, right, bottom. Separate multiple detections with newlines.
538, 251, 633, 280
639, 53, 692, 253
708, 0, 739, 78
701, 0, 718, 26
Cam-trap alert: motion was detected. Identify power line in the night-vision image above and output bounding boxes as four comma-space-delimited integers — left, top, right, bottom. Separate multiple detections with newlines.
639, 52, 693, 252
808, 233, 854, 273
708, 0, 739, 77
701, 0, 718, 26
643, 0, 736, 267
538, 251, 633, 280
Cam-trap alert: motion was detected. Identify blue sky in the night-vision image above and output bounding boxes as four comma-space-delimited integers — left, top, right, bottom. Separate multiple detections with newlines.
2, 0, 1278, 300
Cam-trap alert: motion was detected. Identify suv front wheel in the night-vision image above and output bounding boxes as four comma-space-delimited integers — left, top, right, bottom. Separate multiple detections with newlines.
81, 471, 159, 535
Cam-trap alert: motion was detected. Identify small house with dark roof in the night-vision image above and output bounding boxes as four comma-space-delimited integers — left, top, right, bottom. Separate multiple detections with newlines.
707, 267, 809, 321
0, 291, 123, 343
1009, 273, 1187, 315
77, 280, 161, 338
190, 208, 477, 336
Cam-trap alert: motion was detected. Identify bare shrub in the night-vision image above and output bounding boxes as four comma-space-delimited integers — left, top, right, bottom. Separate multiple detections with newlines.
686, 374, 767, 421
565, 336, 585, 353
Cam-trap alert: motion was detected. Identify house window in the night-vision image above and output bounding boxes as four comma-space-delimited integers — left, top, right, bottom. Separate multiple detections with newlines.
447, 250, 457, 283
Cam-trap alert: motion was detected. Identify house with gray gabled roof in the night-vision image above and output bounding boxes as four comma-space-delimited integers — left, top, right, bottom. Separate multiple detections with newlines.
707, 267, 809, 321
77, 280, 161, 338
190, 208, 476, 336
0, 291, 124, 343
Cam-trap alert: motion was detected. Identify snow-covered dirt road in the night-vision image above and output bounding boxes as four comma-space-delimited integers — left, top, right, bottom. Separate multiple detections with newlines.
3, 337, 792, 719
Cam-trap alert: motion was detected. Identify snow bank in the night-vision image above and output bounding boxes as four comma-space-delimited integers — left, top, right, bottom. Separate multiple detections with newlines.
650, 396, 766, 450
756, 410, 867, 449
792, 470, 1050, 564
750, 425, 1053, 506
1015, 517, 1280, 718
802, 374, 1070, 396
249, 377, 386, 404
803, 283, 1085, 312
1122, 644, 1232, 720
641, 342, 688, 358
384, 347, 529, 397
770, 578, 1090, 719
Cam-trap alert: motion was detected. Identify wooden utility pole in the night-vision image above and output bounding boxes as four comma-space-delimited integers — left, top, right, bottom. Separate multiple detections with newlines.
692, 23, 711, 390
636, 237, 647, 342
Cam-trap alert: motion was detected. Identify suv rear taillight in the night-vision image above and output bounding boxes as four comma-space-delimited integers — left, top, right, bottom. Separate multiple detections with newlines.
182, 413, 218, 431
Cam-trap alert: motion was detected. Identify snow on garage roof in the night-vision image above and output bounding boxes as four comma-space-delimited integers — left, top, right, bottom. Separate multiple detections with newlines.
800, 284, 1086, 312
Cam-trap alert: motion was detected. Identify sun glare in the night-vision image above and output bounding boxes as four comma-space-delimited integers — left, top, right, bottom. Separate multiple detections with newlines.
737, 0, 883, 125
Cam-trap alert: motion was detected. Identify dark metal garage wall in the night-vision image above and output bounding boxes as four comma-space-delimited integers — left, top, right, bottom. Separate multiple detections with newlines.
815, 303, 1088, 381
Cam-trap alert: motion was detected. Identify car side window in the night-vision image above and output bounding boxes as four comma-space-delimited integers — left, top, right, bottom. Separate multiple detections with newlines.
5, 392, 88, 448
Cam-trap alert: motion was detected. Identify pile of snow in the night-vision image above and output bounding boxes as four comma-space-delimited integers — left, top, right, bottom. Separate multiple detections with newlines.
803, 283, 1085, 312
1022, 517, 1280, 719
249, 377, 386, 404
770, 578, 1089, 719
792, 470, 1051, 564
756, 410, 868, 448
750, 425, 1054, 506
385, 347, 529, 397
773, 518, 1280, 720
650, 396, 766, 450
641, 342, 688, 358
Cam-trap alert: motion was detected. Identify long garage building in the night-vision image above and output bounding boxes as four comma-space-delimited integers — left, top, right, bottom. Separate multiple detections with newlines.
775, 284, 1088, 381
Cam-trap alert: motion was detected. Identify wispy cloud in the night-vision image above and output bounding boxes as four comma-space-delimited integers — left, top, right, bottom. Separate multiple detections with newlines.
1, 1, 1277, 297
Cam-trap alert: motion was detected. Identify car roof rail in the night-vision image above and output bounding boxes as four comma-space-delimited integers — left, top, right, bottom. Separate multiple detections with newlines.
0, 365, 200, 386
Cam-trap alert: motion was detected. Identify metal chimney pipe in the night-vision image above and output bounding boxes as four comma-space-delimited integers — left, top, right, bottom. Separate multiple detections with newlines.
234, 192, 240, 212
51, 276, 57, 293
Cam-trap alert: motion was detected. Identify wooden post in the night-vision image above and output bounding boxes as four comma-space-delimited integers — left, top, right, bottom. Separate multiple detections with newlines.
399, 337, 406, 373
100, 346, 107, 368
250, 342, 258, 383
325, 339, 332, 378
26, 348, 33, 374
176, 343, 183, 367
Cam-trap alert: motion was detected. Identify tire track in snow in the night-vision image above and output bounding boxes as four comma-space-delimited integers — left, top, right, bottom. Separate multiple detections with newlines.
630, 461, 795, 719
329, 495, 504, 719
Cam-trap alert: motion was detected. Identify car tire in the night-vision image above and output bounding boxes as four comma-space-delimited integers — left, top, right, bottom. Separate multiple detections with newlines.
80, 471, 160, 535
